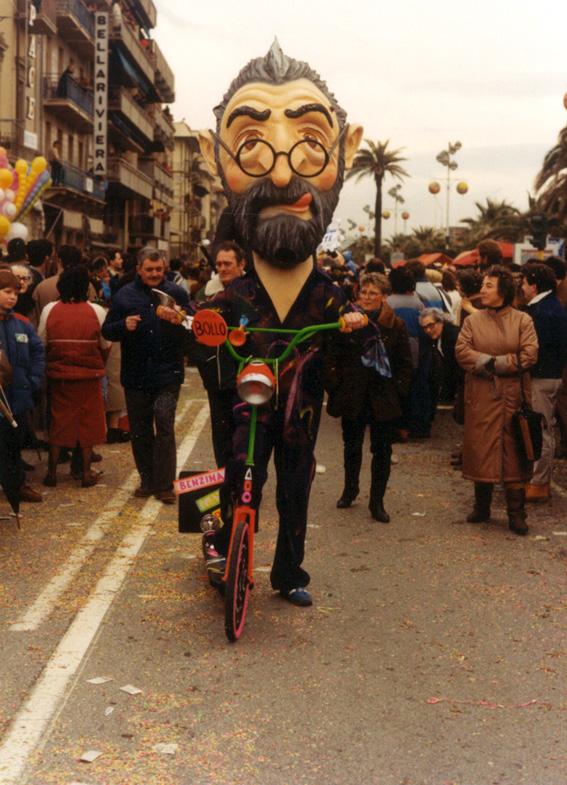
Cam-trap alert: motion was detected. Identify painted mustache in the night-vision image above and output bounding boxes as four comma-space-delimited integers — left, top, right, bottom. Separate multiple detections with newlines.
239, 176, 322, 219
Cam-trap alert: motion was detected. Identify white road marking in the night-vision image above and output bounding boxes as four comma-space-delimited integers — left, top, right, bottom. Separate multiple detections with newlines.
0, 403, 210, 785
9, 397, 202, 632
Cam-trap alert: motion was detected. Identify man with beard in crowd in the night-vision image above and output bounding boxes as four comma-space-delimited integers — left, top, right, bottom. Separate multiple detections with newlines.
197, 40, 364, 606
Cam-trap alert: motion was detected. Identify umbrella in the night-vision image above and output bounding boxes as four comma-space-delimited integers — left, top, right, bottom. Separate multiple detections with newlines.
453, 249, 480, 267
418, 253, 454, 267
0, 386, 21, 528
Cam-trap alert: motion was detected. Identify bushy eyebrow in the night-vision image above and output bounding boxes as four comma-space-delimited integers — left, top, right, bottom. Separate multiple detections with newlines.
226, 106, 271, 128
284, 103, 334, 128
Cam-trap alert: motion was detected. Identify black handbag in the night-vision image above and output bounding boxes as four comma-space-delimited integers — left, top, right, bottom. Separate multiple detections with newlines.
512, 357, 543, 462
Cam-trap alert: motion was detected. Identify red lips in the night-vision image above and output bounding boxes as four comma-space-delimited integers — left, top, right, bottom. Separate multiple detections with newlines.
289, 193, 313, 209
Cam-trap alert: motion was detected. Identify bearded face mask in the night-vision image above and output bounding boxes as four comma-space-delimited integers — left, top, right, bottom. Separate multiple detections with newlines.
199, 40, 362, 269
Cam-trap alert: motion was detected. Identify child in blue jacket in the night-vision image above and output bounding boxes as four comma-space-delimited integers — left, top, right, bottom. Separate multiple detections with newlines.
0, 269, 45, 502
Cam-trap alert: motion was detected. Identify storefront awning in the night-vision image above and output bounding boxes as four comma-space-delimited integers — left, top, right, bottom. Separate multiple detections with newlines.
110, 47, 160, 103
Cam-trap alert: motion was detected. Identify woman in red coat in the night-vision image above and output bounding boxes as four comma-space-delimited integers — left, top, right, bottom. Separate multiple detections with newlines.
38, 265, 110, 487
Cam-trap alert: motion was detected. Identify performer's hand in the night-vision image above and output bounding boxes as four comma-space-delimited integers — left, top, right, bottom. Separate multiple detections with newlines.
125, 315, 142, 332
156, 305, 182, 324
340, 312, 367, 333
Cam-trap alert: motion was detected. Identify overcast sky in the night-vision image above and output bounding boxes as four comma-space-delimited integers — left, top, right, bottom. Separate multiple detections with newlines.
154, 0, 566, 242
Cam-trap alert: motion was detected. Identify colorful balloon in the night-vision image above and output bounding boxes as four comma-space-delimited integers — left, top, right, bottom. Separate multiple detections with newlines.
3, 203, 16, 219
428, 181, 441, 195
15, 159, 28, 176
7, 222, 29, 241
402, 211, 410, 220
456, 181, 468, 195
0, 169, 13, 189
31, 156, 48, 174
0, 215, 10, 237
5, 189, 15, 202
382, 210, 391, 219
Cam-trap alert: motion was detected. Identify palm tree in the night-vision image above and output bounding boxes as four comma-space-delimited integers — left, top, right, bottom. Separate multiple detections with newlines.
460, 198, 525, 244
346, 140, 409, 256
410, 226, 447, 253
535, 125, 567, 223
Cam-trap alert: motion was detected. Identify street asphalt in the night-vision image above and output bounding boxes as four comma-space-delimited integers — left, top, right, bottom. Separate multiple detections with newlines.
0, 370, 566, 785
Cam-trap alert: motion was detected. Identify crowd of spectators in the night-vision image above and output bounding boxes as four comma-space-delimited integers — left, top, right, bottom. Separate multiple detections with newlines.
1, 235, 567, 540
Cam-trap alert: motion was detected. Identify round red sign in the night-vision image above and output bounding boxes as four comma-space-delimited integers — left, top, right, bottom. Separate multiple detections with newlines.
192, 310, 228, 347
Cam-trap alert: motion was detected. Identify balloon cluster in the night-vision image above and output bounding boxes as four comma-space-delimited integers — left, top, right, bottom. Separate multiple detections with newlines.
0, 148, 52, 243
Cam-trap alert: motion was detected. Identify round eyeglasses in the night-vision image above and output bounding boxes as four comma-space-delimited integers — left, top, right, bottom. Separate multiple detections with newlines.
213, 125, 348, 179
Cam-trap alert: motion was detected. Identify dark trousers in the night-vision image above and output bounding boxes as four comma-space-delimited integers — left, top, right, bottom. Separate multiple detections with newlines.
216, 400, 322, 593
50, 160, 63, 185
0, 418, 24, 506
407, 368, 434, 437
341, 416, 394, 505
206, 387, 235, 468
125, 385, 180, 492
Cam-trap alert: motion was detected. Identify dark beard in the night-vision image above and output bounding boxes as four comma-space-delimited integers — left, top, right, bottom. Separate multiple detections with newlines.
219, 161, 345, 270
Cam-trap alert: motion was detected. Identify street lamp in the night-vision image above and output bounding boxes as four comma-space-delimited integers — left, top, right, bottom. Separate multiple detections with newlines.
435, 141, 462, 244
387, 184, 405, 235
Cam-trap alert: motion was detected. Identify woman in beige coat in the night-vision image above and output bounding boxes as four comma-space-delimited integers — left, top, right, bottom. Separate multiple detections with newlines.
455, 266, 538, 535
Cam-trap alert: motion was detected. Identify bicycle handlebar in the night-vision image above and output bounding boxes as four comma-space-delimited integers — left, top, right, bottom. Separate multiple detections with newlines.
191, 309, 368, 367
224, 319, 347, 365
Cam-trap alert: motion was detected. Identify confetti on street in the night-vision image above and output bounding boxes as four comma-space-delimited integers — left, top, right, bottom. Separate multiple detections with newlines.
120, 684, 143, 696
153, 742, 179, 755
79, 749, 103, 763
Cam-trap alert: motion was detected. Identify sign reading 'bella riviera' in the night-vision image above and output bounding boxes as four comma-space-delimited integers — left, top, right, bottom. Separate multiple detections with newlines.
94, 13, 109, 177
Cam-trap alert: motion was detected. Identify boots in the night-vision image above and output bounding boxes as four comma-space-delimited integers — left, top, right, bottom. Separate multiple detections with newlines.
369, 453, 391, 523
336, 484, 359, 508
505, 484, 529, 536
337, 448, 360, 508
466, 482, 493, 523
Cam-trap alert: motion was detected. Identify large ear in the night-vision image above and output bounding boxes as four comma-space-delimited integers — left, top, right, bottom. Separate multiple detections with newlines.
198, 131, 218, 176
344, 124, 364, 169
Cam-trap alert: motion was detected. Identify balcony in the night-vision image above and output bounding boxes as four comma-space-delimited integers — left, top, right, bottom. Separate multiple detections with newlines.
43, 74, 93, 132
56, 0, 94, 52
46, 162, 105, 203
130, 214, 161, 239
108, 157, 152, 199
132, 0, 157, 29
109, 88, 154, 144
110, 21, 154, 86
139, 158, 173, 208
21, 0, 58, 34
153, 108, 174, 151
149, 40, 175, 103
0, 119, 27, 160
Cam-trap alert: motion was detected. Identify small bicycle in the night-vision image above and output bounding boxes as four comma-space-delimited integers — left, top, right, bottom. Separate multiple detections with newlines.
192, 309, 358, 642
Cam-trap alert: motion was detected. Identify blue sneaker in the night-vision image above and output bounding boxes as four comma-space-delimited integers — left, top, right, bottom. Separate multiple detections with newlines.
280, 587, 312, 607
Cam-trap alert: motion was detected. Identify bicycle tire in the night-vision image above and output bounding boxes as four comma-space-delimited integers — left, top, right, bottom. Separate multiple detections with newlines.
225, 520, 251, 642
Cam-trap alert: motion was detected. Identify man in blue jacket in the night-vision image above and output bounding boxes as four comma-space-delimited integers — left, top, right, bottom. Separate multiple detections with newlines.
0, 269, 45, 502
521, 263, 567, 502
102, 248, 190, 503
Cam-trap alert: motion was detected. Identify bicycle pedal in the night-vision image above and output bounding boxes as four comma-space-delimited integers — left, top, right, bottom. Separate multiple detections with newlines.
206, 556, 226, 574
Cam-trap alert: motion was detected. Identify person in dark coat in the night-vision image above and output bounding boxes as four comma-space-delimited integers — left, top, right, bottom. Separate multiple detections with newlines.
418, 308, 462, 406
190, 241, 245, 468
521, 263, 567, 502
102, 247, 190, 503
325, 273, 413, 522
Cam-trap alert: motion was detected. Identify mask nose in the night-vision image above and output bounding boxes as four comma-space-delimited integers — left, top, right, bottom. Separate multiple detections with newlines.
269, 153, 294, 189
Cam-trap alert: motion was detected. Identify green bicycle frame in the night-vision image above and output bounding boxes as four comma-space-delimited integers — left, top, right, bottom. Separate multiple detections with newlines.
223, 320, 344, 467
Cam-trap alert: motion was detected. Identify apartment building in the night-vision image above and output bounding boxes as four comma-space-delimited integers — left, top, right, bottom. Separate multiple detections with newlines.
0, 0, 175, 253
170, 121, 226, 260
